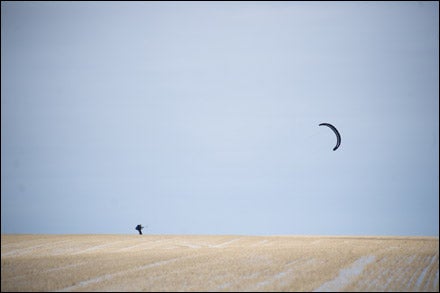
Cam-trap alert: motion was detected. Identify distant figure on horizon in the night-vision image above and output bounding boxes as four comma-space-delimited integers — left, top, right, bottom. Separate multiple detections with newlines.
135, 224, 144, 235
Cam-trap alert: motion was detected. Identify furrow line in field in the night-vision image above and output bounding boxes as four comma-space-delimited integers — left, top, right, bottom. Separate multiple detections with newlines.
313, 255, 375, 292
406, 256, 421, 291
209, 237, 241, 248
246, 258, 309, 291
251, 239, 269, 247
2, 240, 72, 257
254, 269, 293, 289
429, 253, 439, 291
373, 255, 405, 291
417, 254, 438, 291
70, 240, 126, 255
433, 265, 439, 291
4, 262, 87, 282
368, 257, 393, 292
116, 243, 149, 252
114, 239, 173, 252
388, 256, 410, 291
350, 257, 379, 291
56, 256, 187, 292
398, 256, 416, 290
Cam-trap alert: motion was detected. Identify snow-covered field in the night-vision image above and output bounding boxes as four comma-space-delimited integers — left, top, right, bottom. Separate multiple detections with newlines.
1, 234, 438, 292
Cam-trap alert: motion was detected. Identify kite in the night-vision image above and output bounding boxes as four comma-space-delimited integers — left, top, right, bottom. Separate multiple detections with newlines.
319, 123, 341, 151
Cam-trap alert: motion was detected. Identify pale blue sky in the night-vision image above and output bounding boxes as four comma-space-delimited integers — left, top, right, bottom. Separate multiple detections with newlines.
1, 2, 438, 236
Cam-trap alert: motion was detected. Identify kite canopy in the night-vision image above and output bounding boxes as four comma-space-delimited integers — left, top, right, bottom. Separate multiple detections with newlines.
319, 123, 341, 151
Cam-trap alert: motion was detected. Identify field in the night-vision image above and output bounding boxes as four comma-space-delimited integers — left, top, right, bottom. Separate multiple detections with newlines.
1, 234, 438, 292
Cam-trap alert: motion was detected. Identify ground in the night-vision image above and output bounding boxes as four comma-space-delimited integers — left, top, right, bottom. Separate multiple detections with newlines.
1, 234, 438, 292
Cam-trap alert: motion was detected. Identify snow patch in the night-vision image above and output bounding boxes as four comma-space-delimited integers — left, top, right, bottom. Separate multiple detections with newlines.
56, 257, 184, 292
313, 255, 376, 292
209, 238, 240, 248
416, 254, 438, 291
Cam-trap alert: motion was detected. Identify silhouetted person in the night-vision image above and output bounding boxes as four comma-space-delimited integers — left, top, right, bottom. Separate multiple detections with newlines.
135, 224, 144, 235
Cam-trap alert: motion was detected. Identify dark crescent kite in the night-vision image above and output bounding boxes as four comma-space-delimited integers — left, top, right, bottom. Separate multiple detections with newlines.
319, 123, 341, 151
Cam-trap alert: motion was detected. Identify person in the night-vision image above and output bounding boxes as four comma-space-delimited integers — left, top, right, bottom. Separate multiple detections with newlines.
135, 224, 144, 235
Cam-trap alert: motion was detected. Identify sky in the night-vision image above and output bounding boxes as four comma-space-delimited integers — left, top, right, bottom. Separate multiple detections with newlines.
1, 2, 439, 236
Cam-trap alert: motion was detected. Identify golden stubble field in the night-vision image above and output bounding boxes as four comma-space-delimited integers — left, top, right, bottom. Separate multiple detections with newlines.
1, 234, 438, 292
